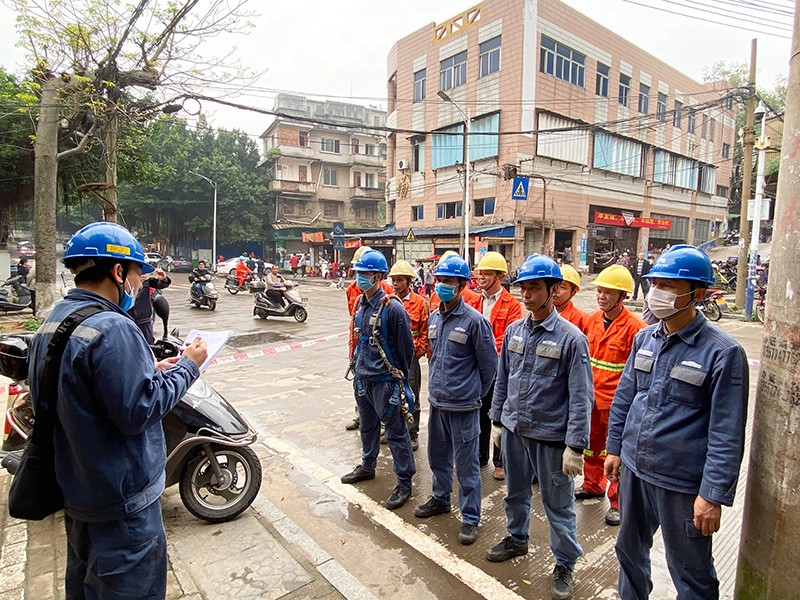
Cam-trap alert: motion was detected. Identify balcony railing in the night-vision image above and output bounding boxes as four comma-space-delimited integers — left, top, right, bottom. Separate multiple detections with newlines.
350, 187, 384, 201
270, 179, 316, 195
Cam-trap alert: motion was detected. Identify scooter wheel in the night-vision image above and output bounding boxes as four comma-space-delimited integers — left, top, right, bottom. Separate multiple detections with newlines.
208, 298, 217, 311
704, 300, 721, 322
227, 287, 239, 295
293, 307, 308, 323
179, 444, 262, 523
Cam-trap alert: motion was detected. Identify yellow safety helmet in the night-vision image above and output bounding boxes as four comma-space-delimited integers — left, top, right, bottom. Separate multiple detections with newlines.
559, 264, 581, 291
352, 245, 373, 263
389, 260, 416, 278
475, 251, 508, 274
595, 264, 634, 293
438, 250, 459, 264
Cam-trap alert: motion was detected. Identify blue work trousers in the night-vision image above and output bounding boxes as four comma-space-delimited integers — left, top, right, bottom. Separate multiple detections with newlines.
616, 465, 718, 600
356, 378, 415, 489
65, 500, 166, 600
502, 430, 582, 570
427, 406, 481, 525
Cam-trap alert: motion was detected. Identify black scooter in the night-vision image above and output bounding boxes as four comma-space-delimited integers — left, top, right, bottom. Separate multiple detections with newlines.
0, 276, 32, 313
0, 333, 262, 523
188, 273, 219, 311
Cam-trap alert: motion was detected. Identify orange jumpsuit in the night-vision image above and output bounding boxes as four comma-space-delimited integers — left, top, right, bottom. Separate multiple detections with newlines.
235, 262, 252, 287
584, 306, 646, 508
557, 300, 591, 335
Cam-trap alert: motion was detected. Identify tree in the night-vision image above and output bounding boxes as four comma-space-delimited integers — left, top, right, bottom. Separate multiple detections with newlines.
6, 0, 254, 311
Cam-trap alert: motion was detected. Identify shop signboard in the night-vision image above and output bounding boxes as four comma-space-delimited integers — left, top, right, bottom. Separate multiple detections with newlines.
593, 211, 671, 230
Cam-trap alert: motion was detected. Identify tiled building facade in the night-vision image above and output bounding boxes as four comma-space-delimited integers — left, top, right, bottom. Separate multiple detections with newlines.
385, 0, 734, 270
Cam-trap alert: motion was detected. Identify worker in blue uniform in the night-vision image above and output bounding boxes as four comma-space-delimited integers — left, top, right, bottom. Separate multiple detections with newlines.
340, 249, 416, 510
486, 254, 593, 600
413, 254, 497, 546
28, 222, 208, 599
605, 244, 749, 600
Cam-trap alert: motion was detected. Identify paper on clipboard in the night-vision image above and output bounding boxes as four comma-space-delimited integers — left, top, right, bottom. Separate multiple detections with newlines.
183, 329, 233, 372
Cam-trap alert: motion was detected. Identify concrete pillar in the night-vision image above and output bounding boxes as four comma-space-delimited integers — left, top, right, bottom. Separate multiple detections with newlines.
735, 6, 800, 598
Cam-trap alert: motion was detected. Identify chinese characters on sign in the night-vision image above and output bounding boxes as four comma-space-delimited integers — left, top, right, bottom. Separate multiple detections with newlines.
593, 211, 672, 230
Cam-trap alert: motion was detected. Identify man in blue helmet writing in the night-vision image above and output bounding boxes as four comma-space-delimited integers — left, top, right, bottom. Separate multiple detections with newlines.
340, 249, 416, 510
604, 245, 749, 599
28, 222, 208, 599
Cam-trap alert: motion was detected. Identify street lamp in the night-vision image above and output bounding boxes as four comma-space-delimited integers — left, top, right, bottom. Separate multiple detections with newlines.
189, 171, 218, 272
437, 90, 471, 264
744, 101, 768, 320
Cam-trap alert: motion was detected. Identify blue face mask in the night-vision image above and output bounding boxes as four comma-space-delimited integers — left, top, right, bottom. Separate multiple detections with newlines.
435, 282, 457, 303
119, 280, 135, 312
356, 273, 374, 292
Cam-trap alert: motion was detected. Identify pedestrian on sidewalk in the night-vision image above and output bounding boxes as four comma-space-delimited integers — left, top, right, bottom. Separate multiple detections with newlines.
580, 265, 645, 527
469, 251, 522, 481
631, 252, 651, 300
605, 245, 749, 599
414, 254, 496, 546
29, 222, 207, 599
486, 253, 592, 600
341, 250, 416, 510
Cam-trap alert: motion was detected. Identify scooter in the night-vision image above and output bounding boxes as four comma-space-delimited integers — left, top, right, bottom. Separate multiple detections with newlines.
696, 288, 725, 322
189, 273, 219, 311
0, 333, 262, 523
0, 276, 32, 313
253, 282, 308, 323
224, 273, 257, 295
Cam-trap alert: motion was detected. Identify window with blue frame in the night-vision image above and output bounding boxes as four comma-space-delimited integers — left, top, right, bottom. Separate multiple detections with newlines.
619, 74, 631, 107
436, 202, 462, 219
479, 36, 501, 77
540, 35, 585, 87
431, 123, 464, 169
468, 113, 500, 161
412, 205, 424, 221
440, 51, 467, 92
596, 63, 609, 97
593, 130, 643, 177
413, 68, 426, 102
638, 83, 650, 114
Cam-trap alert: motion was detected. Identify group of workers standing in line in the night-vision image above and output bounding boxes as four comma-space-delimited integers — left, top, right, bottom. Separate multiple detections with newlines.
338, 244, 749, 600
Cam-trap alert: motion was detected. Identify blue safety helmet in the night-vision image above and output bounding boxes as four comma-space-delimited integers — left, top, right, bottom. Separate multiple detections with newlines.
433, 255, 471, 280
513, 254, 563, 284
644, 244, 714, 285
352, 249, 389, 273
63, 222, 153, 274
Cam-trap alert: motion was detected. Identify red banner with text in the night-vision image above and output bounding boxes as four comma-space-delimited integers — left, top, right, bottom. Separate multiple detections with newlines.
594, 211, 672, 230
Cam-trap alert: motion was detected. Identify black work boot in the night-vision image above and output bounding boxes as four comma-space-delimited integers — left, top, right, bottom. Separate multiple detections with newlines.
551, 565, 574, 600
340, 465, 375, 484
384, 485, 411, 510
413, 496, 451, 518
486, 536, 528, 562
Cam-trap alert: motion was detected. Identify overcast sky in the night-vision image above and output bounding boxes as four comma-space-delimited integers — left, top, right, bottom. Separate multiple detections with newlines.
0, 0, 792, 137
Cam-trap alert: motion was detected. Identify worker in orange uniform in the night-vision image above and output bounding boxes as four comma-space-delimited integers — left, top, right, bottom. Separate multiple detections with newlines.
428, 251, 480, 312
578, 265, 646, 526
470, 251, 522, 480
553, 264, 590, 334
388, 260, 429, 450
235, 256, 253, 287
345, 246, 393, 430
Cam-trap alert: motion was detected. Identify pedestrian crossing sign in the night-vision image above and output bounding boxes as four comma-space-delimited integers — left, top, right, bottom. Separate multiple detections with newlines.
405, 228, 417, 242
512, 176, 529, 200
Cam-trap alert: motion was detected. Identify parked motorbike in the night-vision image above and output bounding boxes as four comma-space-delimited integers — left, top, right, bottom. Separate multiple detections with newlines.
0, 332, 262, 523
696, 288, 724, 322
224, 273, 257, 295
754, 284, 767, 324
189, 273, 219, 311
0, 276, 32, 313
723, 230, 740, 246
253, 282, 308, 323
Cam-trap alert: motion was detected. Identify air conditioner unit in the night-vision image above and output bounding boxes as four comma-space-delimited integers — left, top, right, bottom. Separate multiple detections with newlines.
397, 159, 409, 171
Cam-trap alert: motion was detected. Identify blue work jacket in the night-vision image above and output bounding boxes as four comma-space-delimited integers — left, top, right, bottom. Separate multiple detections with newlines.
428, 297, 497, 411
606, 313, 749, 506
28, 289, 200, 522
354, 287, 413, 380
490, 309, 592, 448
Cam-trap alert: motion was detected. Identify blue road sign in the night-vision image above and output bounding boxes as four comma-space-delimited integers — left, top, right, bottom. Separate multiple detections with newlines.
333, 236, 344, 250
332, 221, 345, 236
512, 176, 529, 200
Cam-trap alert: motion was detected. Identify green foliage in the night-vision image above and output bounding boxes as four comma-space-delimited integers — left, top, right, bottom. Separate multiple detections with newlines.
22, 318, 42, 331
0, 68, 36, 216
766, 157, 781, 178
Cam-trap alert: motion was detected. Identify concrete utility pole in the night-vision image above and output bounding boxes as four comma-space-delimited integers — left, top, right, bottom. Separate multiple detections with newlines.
735, 39, 757, 309
735, 5, 800, 598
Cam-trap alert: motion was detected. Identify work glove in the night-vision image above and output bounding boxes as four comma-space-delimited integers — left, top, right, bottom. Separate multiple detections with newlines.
491, 424, 503, 450
562, 447, 584, 477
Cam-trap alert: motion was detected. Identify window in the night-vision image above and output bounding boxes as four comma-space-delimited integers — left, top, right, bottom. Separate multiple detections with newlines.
656, 93, 667, 122
353, 171, 361, 187
365, 173, 375, 188
725, 95, 734, 110
701, 114, 708, 139
595, 63, 609, 97
365, 143, 375, 156
440, 51, 467, 91
716, 185, 729, 197
358, 206, 376, 221
479, 36, 501, 78
540, 35, 585, 87
431, 123, 464, 169
619, 74, 631, 107
299, 131, 309, 147
468, 112, 500, 161
654, 150, 698, 189
412, 205, 424, 221
694, 219, 711, 244
412, 135, 425, 172
687, 109, 696, 134
323, 167, 338, 186
593, 130, 643, 177
436, 202, 462, 219
650, 214, 689, 241
698, 163, 715, 194
474, 198, 496, 217
722, 143, 730, 159
673, 101, 683, 128
638, 83, 650, 114
351, 138, 360, 154
323, 202, 339, 218
279, 199, 295, 215
709, 118, 716, 142
379, 142, 387, 157
413, 68, 426, 102
298, 166, 307, 182
321, 138, 340, 153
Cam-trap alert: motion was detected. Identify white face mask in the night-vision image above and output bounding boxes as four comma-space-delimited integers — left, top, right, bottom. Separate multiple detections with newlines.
646, 286, 693, 320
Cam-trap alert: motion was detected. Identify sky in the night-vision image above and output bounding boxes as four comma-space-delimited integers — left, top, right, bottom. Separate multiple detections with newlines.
0, 0, 793, 138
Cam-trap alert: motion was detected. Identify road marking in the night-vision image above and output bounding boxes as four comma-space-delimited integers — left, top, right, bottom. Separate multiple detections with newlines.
209, 331, 348, 367
260, 435, 524, 600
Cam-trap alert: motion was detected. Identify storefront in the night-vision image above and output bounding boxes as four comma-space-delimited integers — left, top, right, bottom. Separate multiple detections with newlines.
587, 206, 671, 273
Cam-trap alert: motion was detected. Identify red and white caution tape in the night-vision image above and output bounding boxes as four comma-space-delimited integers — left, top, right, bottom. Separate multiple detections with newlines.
209, 331, 348, 367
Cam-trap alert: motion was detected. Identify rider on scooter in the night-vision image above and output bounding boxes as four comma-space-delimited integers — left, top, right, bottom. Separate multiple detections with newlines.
235, 256, 253, 288
191, 261, 212, 298
265, 264, 288, 307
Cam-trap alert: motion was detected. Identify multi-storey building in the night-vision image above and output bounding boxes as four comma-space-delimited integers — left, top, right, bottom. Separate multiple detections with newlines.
383, 0, 735, 271
260, 94, 387, 258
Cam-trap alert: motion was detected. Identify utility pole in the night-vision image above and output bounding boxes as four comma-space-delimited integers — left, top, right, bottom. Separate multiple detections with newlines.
735, 39, 757, 309
735, 5, 800, 598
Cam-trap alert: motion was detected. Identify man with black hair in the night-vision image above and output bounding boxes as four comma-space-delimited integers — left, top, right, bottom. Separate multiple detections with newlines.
129, 266, 171, 344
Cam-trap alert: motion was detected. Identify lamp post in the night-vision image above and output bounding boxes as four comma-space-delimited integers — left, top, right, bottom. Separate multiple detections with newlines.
190, 171, 218, 271
437, 90, 471, 264
744, 101, 767, 320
